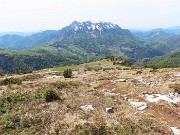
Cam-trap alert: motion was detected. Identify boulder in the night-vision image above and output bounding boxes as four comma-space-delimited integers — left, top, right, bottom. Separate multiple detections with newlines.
170, 127, 180, 135
129, 101, 147, 111
80, 105, 94, 112
105, 107, 114, 113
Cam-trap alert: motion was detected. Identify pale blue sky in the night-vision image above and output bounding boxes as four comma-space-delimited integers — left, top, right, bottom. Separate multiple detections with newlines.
0, 0, 179, 32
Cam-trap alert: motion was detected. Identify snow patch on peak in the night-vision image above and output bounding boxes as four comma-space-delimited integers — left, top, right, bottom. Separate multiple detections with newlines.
70, 21, 119, 33
74, 26, 78, 31
92, 24, 96, 30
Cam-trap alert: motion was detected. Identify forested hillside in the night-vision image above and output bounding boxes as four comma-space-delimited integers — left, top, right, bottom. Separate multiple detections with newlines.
0, 47, 100, 73
142, 50, 180, 68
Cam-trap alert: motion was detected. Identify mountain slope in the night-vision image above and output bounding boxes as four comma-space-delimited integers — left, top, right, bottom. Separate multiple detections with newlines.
141, 50, 180, 68
154, 34, 180, 54
164, 26, 180, 35
132, 28, 175, 40
0, 46, 101, 73
0, 30, 60, 50
47, 21, 164, 60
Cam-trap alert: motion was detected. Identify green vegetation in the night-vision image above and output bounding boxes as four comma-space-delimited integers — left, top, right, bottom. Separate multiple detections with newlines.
74, 117, 165, 135
0, 77, 22, 85
0, 87, 63, 134
63, 69, 72, 78
143, 51, 180, 68
0, 47, 101, 73
44, 89, 61, 102
0, 70, 3, 76
54, 81, 80, 89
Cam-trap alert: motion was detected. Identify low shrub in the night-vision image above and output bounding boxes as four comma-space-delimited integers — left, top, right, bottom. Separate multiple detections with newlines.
54, 81, 80, 89
1, 113, 20, 132
0, 77, 22, 85
63, 69, 72, 78
54, 82, 68, 89
21, 74, 43, 81
44, 89, 61, 102
121, 59, 133, 66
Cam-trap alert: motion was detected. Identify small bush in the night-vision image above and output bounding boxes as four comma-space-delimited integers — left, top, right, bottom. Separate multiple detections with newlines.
121, 59, 133, 66
63, 69, 72, 78
136, 71, 142, 74
44, 89, 61, 102
0, 77, 22, 85
14, 69, 21, 74
23, 69, 33, 74
0, 70, 4, 76
2, 113, 20, 132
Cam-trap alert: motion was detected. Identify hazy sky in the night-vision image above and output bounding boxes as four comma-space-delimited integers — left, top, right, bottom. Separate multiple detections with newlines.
0, 0, 179, 32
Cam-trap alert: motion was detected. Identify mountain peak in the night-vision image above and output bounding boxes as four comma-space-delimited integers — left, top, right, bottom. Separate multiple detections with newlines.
61, 20, 132, 37
70, 21, 119, 32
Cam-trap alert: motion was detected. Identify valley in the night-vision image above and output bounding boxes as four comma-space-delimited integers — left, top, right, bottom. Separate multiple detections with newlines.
0, 21, 180, 73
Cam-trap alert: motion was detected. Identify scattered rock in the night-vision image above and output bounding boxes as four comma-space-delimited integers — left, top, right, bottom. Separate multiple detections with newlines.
147, 81, 161, 86
105, 107, 114, 113
118, 79, 127, 82
174, 72, 180, 77
80, 105, 94, 112
138, 105, 148, 111
145, 93, 180, 103
110, 80, 116, 85
102, 89, 119, 97
170, 127, 180, 135
129, 101, 147, 111
46, 75, 63, 79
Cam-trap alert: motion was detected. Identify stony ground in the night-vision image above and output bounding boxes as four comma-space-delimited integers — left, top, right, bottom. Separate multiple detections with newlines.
0, 60, 180, 134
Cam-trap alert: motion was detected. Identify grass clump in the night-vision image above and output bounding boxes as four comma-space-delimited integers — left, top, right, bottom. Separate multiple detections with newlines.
169, 83, 180, 94
54, 81, 80, 89
0, 77, 22, 85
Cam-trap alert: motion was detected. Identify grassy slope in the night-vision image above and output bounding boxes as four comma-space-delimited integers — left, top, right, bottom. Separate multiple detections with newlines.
53, 59, 110, 71
0, 59, 179, 134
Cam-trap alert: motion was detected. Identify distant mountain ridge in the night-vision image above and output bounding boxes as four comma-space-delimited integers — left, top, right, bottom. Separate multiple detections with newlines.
132, 26, 180, 40
0, 21, 180, 73
0, 30, 60, 50
0, 32, 35, 36
0, 21, 132, 50
132, 28, 175, 40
